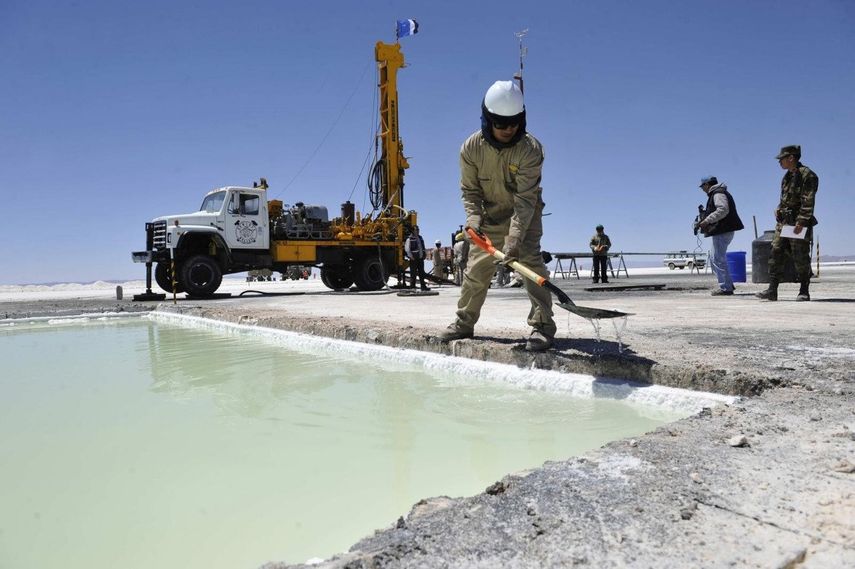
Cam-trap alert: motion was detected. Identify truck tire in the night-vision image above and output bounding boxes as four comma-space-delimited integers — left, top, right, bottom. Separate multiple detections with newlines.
353, 256, 388, 291
687, 261, 694, 270
320, 265, 353, 290
668, 263, 676, 270
180, 255, 222, 297
155, 262, 185, 293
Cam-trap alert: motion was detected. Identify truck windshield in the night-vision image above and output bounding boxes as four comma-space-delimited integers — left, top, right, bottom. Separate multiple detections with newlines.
199, 191, 226, 213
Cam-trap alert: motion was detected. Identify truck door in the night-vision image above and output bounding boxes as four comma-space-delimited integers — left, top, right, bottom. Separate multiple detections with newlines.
224, 191, 269, 250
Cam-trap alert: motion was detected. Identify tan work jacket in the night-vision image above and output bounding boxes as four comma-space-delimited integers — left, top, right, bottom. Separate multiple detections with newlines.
459, 131, 544, 240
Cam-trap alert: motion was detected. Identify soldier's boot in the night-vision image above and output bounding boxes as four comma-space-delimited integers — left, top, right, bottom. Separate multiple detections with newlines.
796, 279, 810, 302
756, 280, 778, 301
437, 323, 474, 342
525, 329, 554, 352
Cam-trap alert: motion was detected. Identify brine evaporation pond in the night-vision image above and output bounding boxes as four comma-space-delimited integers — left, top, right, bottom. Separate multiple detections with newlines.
1, 315, 691, 569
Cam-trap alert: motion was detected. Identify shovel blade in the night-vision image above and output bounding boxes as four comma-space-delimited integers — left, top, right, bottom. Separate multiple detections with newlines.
557, 302, 632, 319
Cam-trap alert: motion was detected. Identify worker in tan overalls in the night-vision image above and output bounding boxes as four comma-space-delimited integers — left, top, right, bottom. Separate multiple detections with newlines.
438, 80, 556, 351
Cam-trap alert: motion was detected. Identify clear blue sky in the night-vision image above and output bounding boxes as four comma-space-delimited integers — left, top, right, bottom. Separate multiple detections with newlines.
2, 0, 853, 284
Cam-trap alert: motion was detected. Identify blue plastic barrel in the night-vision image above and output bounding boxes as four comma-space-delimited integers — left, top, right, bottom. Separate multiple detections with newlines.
726, 251, 747, 283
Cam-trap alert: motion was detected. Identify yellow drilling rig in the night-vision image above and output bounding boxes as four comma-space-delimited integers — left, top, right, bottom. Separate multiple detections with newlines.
132, 41, 416, 298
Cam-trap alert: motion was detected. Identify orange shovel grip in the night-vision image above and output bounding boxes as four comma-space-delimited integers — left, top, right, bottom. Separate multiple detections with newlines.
465, 227, 496, 254
465, 227, 546, 286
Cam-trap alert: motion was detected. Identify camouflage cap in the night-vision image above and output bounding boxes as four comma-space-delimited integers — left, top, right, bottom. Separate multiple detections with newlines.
775, 145, 801, 160
595, 224, 604, 230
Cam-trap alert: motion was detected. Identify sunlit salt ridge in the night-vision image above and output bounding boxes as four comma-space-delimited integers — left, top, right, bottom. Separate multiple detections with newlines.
150, 312, 736, 413
0, 312, 137, 327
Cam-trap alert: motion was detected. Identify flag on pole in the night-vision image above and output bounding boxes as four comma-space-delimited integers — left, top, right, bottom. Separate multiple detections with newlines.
396, 19, 419, 39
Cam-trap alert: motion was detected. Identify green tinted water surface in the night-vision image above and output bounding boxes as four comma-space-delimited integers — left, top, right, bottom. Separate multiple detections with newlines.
0, 318, 682, 568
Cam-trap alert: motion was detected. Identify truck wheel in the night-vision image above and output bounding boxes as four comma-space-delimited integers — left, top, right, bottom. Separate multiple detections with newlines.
687, 261, 694, 270
668, 263, 676, 270
180, 255, 222, 297
155, 262, 185, 293
353, 256, 388, 291
321, 265, 353, 290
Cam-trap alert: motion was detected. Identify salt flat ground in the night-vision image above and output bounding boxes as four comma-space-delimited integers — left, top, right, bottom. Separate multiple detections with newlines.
2, 264, 854, 568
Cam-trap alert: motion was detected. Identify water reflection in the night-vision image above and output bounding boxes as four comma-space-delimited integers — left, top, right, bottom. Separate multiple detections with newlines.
145, 321, 339, 418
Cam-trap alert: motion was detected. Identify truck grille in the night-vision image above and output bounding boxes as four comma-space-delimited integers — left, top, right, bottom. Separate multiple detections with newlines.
149, 220, 167, 250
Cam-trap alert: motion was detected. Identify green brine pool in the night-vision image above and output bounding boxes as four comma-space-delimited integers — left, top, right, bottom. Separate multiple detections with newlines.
0, 313, 726, 568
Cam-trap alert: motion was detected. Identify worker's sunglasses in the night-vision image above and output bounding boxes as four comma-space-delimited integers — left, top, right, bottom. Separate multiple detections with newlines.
492, 120, 520, 130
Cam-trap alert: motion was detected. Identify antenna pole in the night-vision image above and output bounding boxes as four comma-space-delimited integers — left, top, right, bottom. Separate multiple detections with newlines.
513, 29, 529, 94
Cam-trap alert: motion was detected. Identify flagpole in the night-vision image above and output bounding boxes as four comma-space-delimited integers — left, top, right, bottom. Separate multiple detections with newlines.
513, 29, 528, 94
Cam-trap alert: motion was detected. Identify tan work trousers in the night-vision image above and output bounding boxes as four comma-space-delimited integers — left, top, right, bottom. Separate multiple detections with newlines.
454, 210, 556, 337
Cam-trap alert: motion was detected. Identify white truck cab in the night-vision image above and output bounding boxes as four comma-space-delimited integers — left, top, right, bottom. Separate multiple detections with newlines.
133, 186, 274, 297
157, 187, 270, 253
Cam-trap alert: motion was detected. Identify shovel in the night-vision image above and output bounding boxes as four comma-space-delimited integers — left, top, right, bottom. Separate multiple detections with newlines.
466, 228, 631, 320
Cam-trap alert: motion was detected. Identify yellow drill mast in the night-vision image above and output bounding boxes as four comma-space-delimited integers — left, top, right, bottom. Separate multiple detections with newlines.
375, 41, 410, 215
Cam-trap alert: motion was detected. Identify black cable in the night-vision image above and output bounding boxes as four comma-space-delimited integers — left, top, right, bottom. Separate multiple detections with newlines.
237, 290, 306, 297
368, 158, 385, 211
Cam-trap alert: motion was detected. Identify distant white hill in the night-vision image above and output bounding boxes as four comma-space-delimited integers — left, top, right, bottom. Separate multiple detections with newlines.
819, 255, 855, 263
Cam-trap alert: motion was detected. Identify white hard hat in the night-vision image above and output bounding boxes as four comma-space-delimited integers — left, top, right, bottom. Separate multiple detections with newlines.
483, 81, 524, 117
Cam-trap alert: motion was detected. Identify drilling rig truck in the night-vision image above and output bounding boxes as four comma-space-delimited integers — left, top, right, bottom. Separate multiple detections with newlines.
132, 41, 415, 298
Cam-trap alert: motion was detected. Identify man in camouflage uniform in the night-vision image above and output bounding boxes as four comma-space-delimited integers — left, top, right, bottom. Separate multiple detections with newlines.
757, 145, 819, 301
438, 80, 556, 351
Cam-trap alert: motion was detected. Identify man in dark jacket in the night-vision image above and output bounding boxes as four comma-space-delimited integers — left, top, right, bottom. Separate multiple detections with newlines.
757, 145, 819, 301
404, 226, 430, 291
697, 176, 744, 295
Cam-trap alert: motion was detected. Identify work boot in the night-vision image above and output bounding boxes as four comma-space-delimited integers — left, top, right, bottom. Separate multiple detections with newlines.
525, 329, 554, 352
796, 280, 810, 302
437, 324, 473, 342
602, 279, 609, 284
711, 289, 734, 296
756, 281, 778, 301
